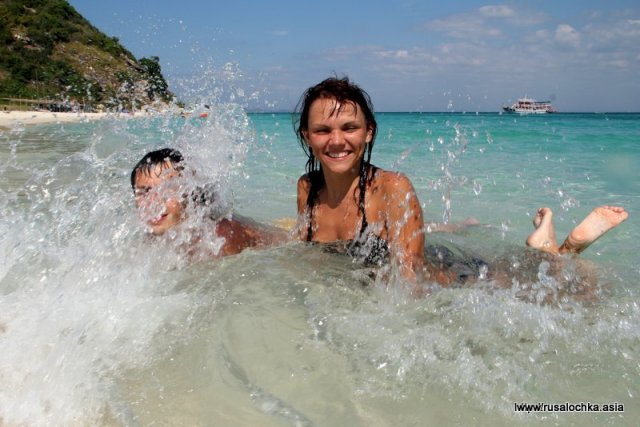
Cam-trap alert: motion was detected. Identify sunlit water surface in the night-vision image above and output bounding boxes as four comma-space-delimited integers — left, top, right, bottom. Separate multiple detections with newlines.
1, 109, 638, 426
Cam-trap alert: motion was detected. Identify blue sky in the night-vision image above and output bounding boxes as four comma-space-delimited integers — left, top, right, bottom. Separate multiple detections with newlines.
68, 1, 640, 112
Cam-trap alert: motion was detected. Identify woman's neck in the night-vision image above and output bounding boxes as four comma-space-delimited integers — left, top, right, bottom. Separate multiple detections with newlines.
321, 166, 361, 207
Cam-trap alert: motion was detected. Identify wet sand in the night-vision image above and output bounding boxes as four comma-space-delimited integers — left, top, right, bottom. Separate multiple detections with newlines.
0, 110, 147, 129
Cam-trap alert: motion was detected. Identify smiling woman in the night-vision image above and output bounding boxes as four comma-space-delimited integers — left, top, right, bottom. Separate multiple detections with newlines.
293, 77, 431, 286
292, 76, 633, 294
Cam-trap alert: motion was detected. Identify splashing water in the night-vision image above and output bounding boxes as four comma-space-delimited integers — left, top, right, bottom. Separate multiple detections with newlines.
1, 108, 639, 426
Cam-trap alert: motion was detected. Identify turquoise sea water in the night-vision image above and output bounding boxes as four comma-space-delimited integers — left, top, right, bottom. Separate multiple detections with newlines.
1, 109, 638, 425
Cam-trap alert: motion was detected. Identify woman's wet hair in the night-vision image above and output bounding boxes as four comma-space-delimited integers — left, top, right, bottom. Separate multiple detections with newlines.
294, 76, 377, 175
130, 148, 184, 190
293, 76, 378, 241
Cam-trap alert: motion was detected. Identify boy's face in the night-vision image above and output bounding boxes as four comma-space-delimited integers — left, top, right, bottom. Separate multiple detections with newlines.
133, 162, 185, 235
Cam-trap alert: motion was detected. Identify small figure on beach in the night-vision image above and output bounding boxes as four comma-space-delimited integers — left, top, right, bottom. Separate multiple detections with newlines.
131, 148, 286, 257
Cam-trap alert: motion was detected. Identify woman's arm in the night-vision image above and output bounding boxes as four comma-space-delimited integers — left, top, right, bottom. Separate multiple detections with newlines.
295, 175, 312, 240
382, 172, 425, 281
382, 172, 457, 287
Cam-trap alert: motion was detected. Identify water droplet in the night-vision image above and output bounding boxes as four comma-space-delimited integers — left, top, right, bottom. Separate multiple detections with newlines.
473, 180, 482, 196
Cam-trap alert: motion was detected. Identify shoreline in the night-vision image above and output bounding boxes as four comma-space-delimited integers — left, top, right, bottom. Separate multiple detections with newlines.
0, 110, 147, 129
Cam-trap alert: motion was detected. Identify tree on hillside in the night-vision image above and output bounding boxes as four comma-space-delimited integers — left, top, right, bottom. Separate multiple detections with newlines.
139, 56, 171, 102
0, 0, 173, 106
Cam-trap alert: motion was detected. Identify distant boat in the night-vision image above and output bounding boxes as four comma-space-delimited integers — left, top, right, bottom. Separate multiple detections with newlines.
502, 97, 557, 114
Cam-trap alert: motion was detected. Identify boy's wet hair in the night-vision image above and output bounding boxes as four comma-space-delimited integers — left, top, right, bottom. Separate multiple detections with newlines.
190, 183, 218, 207
130, 148, 184, 190
131, 148, 223, 216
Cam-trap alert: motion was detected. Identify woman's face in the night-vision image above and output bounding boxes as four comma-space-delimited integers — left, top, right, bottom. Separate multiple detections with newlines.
133, 163, 185, 235
303, 97, 373, 177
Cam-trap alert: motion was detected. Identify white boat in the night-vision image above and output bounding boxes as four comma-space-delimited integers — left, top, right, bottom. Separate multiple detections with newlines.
502, 97, 556, 114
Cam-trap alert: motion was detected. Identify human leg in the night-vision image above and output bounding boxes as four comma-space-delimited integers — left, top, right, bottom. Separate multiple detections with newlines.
526, 207, 560, 254
558, 206, 628, 254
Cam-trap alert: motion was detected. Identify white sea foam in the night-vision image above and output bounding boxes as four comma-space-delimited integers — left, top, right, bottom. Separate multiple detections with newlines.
0, 109, 638, 425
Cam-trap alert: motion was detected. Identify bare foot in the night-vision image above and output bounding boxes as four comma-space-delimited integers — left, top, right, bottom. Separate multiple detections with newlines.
526, 207, 560, 254
559, 206, 628, 254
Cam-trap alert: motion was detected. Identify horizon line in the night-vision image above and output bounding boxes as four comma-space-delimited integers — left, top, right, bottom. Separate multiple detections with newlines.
245, 110, 640, 114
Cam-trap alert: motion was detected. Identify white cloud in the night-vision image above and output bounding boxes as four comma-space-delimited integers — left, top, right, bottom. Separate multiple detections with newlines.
554, 24, 581, 48
608, 59, 629, 68
372, 49, 407, 59
372, 44, 490, 70
422, 5, 545, 40
271, 30, 288, 37
576, 17, 640, 69
319, 45, 381, 61
309, 6, 638, 110
424, 13, 501, 39
478, 5, 515, 18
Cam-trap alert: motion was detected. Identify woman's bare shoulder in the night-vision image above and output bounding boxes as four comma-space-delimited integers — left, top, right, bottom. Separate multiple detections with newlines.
297, 173, 311, 191
372, 168, 415, 192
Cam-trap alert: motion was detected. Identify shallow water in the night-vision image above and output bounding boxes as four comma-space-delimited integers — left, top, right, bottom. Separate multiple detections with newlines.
1, 110, 638, 426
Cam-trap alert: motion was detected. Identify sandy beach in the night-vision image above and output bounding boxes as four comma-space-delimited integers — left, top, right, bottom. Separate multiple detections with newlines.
0, 110, 148, 129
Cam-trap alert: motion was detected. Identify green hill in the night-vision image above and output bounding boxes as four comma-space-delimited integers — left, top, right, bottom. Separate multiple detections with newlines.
0, 0, 172, 111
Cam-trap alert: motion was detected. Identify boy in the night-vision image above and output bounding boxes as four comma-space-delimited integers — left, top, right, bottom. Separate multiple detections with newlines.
131, 148, 286, 257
